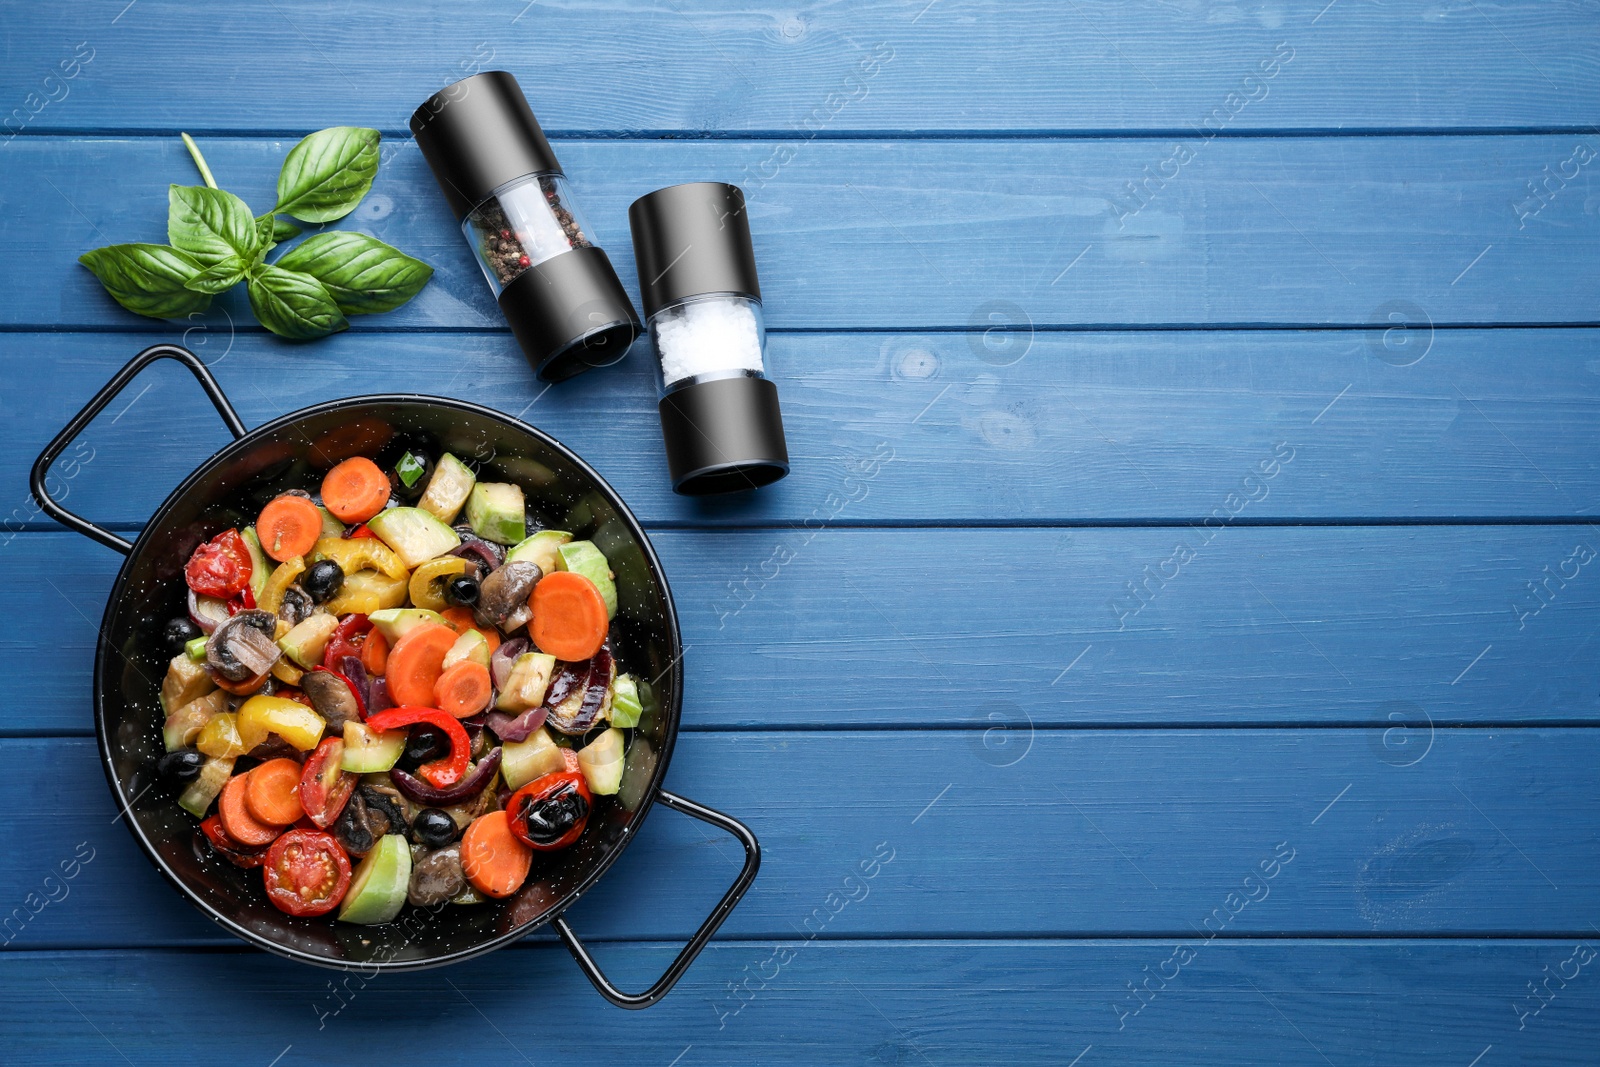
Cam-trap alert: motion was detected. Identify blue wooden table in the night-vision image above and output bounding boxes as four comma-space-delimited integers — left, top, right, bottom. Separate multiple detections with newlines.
3, 1, 1599, 1062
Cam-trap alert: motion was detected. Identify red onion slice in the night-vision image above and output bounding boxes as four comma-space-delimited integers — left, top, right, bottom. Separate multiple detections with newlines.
188, 589, 231, 635
367, 677, 394, 715
338, 656, 371, 719
390, 749, 502, 806
490, 637, 529, 690
450, 530, 505, 570
485, 704, 548, 744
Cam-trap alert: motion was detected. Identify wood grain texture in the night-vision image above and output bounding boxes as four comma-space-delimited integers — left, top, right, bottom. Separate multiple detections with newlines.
2, 1, 1597, 134
6, 941, 1597, 1065
10, 328, 1600, 530
4, 135, 1599, 331
7, 525, 1599, 736
3, 730, 1596, 948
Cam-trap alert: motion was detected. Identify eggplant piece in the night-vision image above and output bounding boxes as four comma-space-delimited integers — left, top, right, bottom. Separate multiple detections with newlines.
545, 645, 613, 735
206, 610, 281, 683
333, 784, 410, 857
300, 668, 362, 732
408, 845, 466, 907
474, 561, 542, 632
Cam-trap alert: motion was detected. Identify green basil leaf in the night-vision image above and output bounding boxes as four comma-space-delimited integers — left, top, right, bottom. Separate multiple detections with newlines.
78, 243, 212, 318
271, 217, 302, 242
184, 256, 248, 294
273, 127, 381, 223
273, 231, 433, 314
246, 264, 349, 340
168, 185, 259, 268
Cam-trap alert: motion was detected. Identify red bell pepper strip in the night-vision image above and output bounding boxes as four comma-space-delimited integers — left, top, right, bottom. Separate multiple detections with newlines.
322, 613, 373, 669
347, 523, 378, 540
365, 706, 470, 789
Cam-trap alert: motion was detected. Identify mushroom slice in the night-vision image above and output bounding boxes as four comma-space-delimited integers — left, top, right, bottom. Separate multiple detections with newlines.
474, 561, 542, 632
300, 668, 362, 732
207, 609, 281, 682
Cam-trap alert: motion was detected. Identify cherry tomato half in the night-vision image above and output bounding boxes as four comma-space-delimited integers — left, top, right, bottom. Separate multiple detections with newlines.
199, 815, 267, 869
298, 737, 357, 829
185, 529, 253, 599
505, 771, 591, 851
262, 829, 351, 917
322, 613, 373, 670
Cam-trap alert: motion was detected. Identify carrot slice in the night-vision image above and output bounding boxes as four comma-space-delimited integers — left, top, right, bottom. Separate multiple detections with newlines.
219, 772, 284, 847
530, 571, 609, 661
385, 623, 459, 706
361, 629, 389, 676
441, 606, 500, 654
461, 810, 533, 898
245, 757, 305, 826
256, 495, 324, 562
321, 456, 391, 523
434, 661, 493, 719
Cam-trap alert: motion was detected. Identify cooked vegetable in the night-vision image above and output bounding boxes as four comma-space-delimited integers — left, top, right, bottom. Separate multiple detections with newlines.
163, 688, 227, 751
256, 495, 324, 561
157, 748, 206, 787
410, 808, 458, 849
185, 528, 253, 599
196, 712, 248, 759
609, 673, 643, 729
442, 629, 491, 671
264, 829, 351, 917
505, 770, 591, 850
529, 571, 609, 661
219, 772, 284, 847
407, 844, 467, 907
417, 452, 476, 525
555, 540, 617, 619
300, 668, 363, 732
384, 623, 458, 708
390, 749, 501, 807
299, 737, 357, 829
178, 756, 235, 818
466, 482, 526, 545
500, 729, 566, 791
200, 814, 267, 868
278, 612, 338, 669
239, 527, 274, 602
366, 506, 461, 569
362, 629, 389, 676
333, 786, 408, 857
368, 607, 448, 644
337, 833, 411, 924
245, 758, 306, 826
165, 616, 203, 655
543, 647, 613, 736
476, 561, 542, 632
577, 729, 625, 796
322, 456, 392, 523
236, 693, 326, 752
208, 609, 282, 681
314, 536, 407, 580
160, 653, 216, 714
340, 721, 405, 773
493, 651, 556, 716
366, 706, 470, 789
434, 660, 493, 719
505, 529, 571, 574
323, 568, 408, 615
461, 810, 532, 898
447, 575, 480, 606
259, 554, 306, 616
408, 556, 470, 612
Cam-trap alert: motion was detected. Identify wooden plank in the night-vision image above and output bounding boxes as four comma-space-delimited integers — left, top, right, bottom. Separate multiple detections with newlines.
3, 1, 1598, 134
5, 940, 1597, 1064
3, 729, 1596, 948
7, 525, 1599, 735
4, 136, 1599, 331
10, 328, 1600, 530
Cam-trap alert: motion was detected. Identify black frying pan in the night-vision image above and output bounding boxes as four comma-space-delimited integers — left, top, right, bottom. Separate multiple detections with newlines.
31, 343, 759, 1008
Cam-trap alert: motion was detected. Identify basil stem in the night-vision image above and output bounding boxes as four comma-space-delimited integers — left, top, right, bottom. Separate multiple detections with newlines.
180, 132, 218, 190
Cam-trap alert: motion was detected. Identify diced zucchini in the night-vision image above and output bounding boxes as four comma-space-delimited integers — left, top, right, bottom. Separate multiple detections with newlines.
341, 721, 406, 773
465, 482, 526, 545
368, 607, 449, 644
339, 834, 412, 925
163, 689, 228, 752
495, 652, 557, 713
556, 540, 617, 619
609, 673, 643, 729
577, 728, 625, 796
160, 654, 216, 714
279, 612, 339, 669
239, 527, 273, 602
505, 529, 571, 574
178, 756, 235, 817
316, 505, 346, 539
366, 507, 462, 568
418, 452, 476, 525
500, 728, 566, 790
442, 629, 491, 670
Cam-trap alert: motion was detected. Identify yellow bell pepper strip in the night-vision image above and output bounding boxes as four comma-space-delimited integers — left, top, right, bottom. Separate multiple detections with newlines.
236, 694, 328, 751
259, 555, 306, 616
409, 556, 470, 612
313, 536, 408, 580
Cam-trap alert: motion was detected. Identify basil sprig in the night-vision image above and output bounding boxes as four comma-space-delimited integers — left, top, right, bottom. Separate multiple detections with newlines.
78, 128, 431, 340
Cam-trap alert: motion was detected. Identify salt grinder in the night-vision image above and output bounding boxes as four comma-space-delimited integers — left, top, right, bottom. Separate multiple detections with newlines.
628, 182, 789, 495
410, 71, 642, 382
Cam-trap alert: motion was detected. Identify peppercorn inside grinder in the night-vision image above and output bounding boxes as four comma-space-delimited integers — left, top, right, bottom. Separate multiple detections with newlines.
410, 71, 642, 382
628, 182, 789, 495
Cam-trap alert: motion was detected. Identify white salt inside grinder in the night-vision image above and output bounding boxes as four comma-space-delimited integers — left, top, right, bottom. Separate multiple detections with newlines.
654, 298, 763, 388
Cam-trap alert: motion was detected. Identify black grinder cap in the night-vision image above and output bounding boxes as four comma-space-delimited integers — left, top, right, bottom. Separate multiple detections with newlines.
410, 71, 641, 383
630, 182, 788, 495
